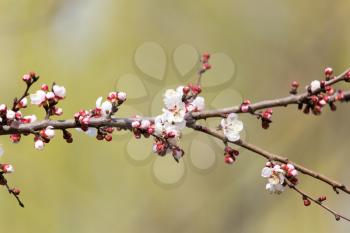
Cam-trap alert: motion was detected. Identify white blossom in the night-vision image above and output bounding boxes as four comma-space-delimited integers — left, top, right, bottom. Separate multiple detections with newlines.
191, 96, 205, 111
261, 165, 286, 194
96, 97, 113, 116
30, 90, 46, 105
221, 113, 243, 142
310, 80, 321, 93
163, 88, 183, 110
140, 119, 151, 129
6, 110, 15, 120
53, 85, 66, 98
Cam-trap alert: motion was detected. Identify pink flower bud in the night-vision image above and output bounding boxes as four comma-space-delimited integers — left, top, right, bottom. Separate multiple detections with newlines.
324, 67, 333, 78
117, 92, 127, 102
289, 169, 298, 177
54, 107, 63, 116
318, 99, 327, 106
265, 161, 273, 167
15, 111, 22, 120
41, 84, 49, 91
107, 92, 117, 102
286, 163, 295, 171
190, 84, 201, 95
303, 199, 311, 206
147, 127, 155, 134
105, 134, 112, 142
18, 98, 28, 108
11, 188, 21, 195
0, 104, 7, 114
224, 155, 234, 164
34, 139, 44, 150
131, 121, 141, 128
202, 63, 211, 70
10, 134, 21, 143
291, 80, 299, 88
22, 74, 31, 82
183, 86, 190, 95
240, 104, 250, 113
318, 195, 327, 202
81, 116, 90, 125
1, 164, 14, 173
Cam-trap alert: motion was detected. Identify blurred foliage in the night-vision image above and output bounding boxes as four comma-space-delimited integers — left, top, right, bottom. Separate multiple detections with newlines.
0, 0, 349, 232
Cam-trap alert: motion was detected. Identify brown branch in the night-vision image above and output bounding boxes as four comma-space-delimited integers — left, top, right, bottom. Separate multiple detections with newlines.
0, 174, 24, 208
1, 65, 350, 222
285, 179, 350, 222
191, 67, 350, 119
187, 123, 350, 195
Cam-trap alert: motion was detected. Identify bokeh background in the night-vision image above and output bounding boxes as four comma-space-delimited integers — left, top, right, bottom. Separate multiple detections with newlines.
0, 0, 350, 232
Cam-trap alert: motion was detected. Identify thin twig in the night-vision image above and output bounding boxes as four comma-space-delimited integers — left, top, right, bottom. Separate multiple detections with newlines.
285, 179, 350, 222
187, 123, 350, 195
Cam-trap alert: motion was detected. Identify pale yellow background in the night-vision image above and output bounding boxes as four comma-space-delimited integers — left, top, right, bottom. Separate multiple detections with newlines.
0, 1, 349, 232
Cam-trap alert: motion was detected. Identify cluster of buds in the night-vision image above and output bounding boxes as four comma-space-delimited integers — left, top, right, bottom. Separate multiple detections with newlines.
183, 83, 202, 96
22, 71, 39, 85
96, 127, 114, 142
224, 146, 239, 164
0, 104, 37, 127
261, 108, 273, 129
302, 90, 343, 115
131, 118, 154, 139
290, 81, 299, 95
280, 163, 298, 185
106, 91, 127, 104
74, 91, 127, 138
31, 126, 56, 150
152, 139, 168, 156
152, 139, 184, 162
240, 100, 251, 113
199, 52, 211, 74
0, 103, 37, 144
300, 73, 347, 114
30, 83, 65, 117
74, 110, 91, 131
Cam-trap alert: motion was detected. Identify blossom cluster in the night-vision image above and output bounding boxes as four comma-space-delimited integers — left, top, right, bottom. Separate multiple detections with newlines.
130, 84, 205, 162
74, 91, 127, 140
30, 83, 65, 116
261, 162, 298, 194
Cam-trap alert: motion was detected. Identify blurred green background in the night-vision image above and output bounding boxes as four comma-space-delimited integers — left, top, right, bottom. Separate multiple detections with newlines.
0, 0, 350, 232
